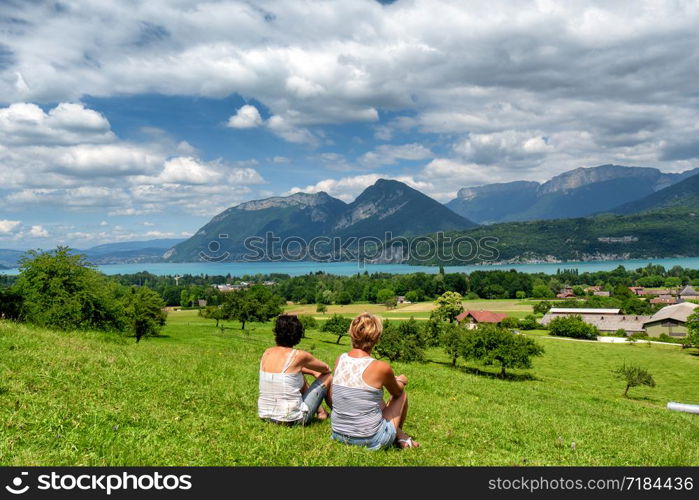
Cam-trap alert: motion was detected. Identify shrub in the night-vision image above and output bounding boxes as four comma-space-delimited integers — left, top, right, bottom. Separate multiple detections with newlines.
321, 314, 352, 344
533, 301, 552, 315
374, 318, 425, 362
298, 314, 318, 331
0, 287, 23, 320
465, 292, 480, 300
614, 328, 627, 337
460, 324, 544, 377
548, 315, 599, 340
500, 316, 519, 329
614, 364, 656, 397
518, 314, 539, 330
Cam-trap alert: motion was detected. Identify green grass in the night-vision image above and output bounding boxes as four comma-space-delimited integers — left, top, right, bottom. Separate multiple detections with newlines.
1, 310, 698, 466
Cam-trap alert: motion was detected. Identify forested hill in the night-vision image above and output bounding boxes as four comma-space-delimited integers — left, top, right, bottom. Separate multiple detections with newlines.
407, 209, 699, 266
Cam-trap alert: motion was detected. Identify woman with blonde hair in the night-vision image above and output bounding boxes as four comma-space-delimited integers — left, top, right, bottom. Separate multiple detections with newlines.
330, 312, 419, 450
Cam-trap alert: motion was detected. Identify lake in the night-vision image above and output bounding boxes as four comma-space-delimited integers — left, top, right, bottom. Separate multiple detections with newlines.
4, 256, 699, 277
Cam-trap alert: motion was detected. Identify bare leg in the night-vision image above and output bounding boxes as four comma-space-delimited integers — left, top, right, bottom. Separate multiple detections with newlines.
382, 392, 419, 448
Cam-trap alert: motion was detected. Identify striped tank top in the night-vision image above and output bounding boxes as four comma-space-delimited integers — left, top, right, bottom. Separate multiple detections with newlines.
331, 353, 384, 438
258, 349, 309, 422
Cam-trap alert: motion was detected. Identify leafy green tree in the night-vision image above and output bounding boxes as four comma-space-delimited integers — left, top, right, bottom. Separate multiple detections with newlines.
376, 288, 397, 309
515, 291, 526, 299
519, 314, 539, 330
336, 291, 352, 305
614, 364, 656, 397
15, 247, 123, 331
298, 314, 318, 332
533, 301, 552, 315
316, 303, 328, 314
405, 290, 421, 303
686, 311, 699, 347
180, 289, 191, 307
222, 285, 283, 330
321, 314, 352, 344
532, 285, 554, 299
199, 305, 226, 328
123, 286, 167, 342
434, 291, 464, 323
440, 322, 465, 366
547, 315, 599, 340
461, 324, 544, 377
374, 318, 425, 362
422, 317, 443, 347
572, 286, 585, 296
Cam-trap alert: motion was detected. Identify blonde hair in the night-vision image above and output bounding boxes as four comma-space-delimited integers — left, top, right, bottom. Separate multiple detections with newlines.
349, 313, 383, 351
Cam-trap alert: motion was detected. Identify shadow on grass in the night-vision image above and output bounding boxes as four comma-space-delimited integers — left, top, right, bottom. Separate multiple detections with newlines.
458, 365, 538, 382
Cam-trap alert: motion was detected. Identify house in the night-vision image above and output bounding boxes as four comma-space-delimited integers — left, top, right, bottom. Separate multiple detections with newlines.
585, 285, 603, 293
396, 295, 411, 304
593, 291, 610, 297
639, 288, 673, 297
456, 310, 508, 329
650, 295, 679, 305
679, 285, 699, 300
556, 286, 575, 299
198, 299, 208, 308
628, 286, 645, 296
643, 302, 699, 338
540, 308, 649, 334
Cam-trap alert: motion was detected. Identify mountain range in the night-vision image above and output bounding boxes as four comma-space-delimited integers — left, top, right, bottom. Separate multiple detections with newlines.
164, 179, 477, 262
446, 164, 699, 223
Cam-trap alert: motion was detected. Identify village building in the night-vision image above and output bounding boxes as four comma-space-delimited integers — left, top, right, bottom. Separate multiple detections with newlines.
456, 310, 507, 330
628, 286, 645, 296
643, 302, 699, 338
540, 308, 649, 334
650, 294, 679, 305
593, 291, 610, 297
556, 286, 575, 299
679, 285, 699, 300
396, 295, 410, 304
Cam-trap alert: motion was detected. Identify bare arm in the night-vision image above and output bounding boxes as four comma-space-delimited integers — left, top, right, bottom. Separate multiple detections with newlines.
376, 361, 407, 398
298, 351, 331, 375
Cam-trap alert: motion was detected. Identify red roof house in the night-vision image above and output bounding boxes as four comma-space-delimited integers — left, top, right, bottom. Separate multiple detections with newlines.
456, 310, 508, 329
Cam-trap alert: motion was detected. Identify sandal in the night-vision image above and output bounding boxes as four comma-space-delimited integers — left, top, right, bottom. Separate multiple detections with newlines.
397, 437, 420, 449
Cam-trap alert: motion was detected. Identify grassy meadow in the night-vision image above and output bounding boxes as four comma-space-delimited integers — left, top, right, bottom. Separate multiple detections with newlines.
1, 307, 698, 466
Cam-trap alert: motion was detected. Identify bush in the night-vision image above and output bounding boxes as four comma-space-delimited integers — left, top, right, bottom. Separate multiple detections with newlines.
614, 328, 627, 337
614, 364, 656, 397
533, 301, 552, 315
316, 303, 327, 314
321, 314, 352, 344
465, 292, 480, 300
500, 316, 519, 329
422, 317, 443, 347
374, 318, 425, 362
0, 287, 23, 320
298, 314, 318, 331
460, 324, 544, 377
547, 315, 599, 340
518, 314, 539, 330
532, 285, 554, 299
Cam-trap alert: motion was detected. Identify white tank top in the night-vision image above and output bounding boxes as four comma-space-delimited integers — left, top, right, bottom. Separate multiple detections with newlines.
258, 349, 309, 422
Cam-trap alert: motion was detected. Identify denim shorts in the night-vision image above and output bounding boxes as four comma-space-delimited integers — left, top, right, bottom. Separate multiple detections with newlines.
331, 419, 397, 451
265, 377, 328, 427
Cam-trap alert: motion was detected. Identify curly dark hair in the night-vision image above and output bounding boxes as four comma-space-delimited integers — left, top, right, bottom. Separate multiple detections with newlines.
274, 314, 304, 347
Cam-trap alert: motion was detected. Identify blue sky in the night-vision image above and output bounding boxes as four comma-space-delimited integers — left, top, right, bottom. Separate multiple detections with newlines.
1, 0, 698, 249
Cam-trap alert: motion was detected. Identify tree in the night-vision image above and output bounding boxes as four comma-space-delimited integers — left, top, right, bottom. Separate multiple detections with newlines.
519, 314, 539, 330
460, 324, 544, 377
316, 303, 328, 314
123, 286, 167, 342
532, 284, 554, 299
199, 305, 225, 328
14, 247, 123, 331
500, 316, 519, 329
222, 285, 283, 329
515, 291, 526, 300
336, 291, 352, 305
180, 289, 191, 307
0, 287, 23, 320
533, 301, 552, 315
321, 314, 352, 344
614, 364, 656, 397
298, 314, 318, 332
405, 290, 421, 303
440, 322, 465, 366
547, 315, 599, 340
572, 286, 585, 297
374, 319, 425, 362
687, 311, 699, 347
434, 291, 464, 323
376, 288, 397, 309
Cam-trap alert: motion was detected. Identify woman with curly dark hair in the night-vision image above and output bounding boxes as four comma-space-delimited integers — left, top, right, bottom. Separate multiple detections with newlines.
258, 314, 333, 425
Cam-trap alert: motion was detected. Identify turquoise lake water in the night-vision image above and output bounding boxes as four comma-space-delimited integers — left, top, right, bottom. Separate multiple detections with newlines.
3, 257, 699, 277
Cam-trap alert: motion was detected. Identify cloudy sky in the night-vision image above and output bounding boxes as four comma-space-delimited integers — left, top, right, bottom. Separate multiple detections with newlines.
1, 0, 698, 249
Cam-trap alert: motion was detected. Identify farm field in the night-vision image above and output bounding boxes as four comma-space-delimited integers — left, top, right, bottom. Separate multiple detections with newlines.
1, 309, 698, 466
285, 299, 536, 320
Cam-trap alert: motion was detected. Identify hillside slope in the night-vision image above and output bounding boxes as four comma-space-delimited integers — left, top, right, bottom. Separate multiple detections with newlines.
612, 172, 699, 215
